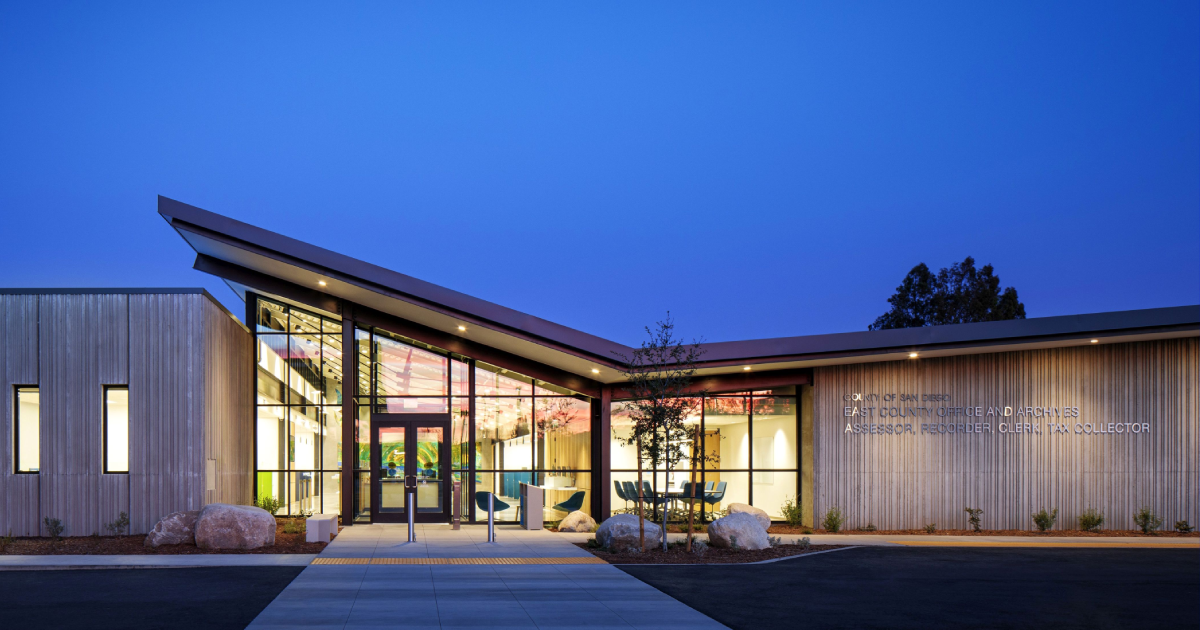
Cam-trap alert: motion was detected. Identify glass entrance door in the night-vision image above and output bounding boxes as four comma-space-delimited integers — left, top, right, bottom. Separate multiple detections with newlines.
370, 414, 451, 523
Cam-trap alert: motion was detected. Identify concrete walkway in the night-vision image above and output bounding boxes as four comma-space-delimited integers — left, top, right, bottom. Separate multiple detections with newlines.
246, 523, 727, 629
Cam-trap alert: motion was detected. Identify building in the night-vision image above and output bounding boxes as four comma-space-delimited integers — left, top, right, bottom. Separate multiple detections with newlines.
1, 196, 1196, 536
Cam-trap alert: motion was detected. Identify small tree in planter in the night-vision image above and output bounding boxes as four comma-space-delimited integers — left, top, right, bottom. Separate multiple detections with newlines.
615, 314, 705, 553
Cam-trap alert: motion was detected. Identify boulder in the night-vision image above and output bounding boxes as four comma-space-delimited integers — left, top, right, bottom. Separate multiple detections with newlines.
557, 511, 597, 533
595, 514, 662, 553
707, 512, 771, 550
144, 510, 200, 547
727, 503, 771, 531
194, 503, 276, 550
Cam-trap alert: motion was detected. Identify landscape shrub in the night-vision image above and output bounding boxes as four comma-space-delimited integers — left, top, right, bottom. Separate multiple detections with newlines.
924, 523, 937, 534
768, 536, 782, 547
255, 496, 282, 516
780, 495, 803, 527
1174, 520, 1194, 533
1078, 509, 1104, 532
43, 517, 64, 540
964, 508, 983, 532
859, 523, 877, 532
1032, 508, 1058, 532
0, 531, 14, 553
798, 536, 812, 550
1133, 507, 1162, 534
105, 511, 130, 536
282, 519, 305, 535
821, 507, 845, 533
692, 539, 708, 556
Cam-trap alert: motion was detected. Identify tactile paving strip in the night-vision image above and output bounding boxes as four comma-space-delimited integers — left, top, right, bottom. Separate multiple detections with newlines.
312, 556, 607, 565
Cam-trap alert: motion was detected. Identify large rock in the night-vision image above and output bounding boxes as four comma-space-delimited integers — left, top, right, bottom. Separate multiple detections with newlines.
707, 512, 771, 550
144, 510, 200, 547
194, 503, 276, 550
727, 503, 771, 531
595, 514, 662, 553
558, 510, 596, 533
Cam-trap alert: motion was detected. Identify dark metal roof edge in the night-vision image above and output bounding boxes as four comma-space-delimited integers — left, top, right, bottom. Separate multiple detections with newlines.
695, 305, 1200, 363
0, 287, 247, 330
158, 195, 632, 359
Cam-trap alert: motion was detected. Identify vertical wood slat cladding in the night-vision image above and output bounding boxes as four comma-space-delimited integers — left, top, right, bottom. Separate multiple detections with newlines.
128, 294, 205, 534
813, 338, 1199, 531
1, 296, 40, 536
203, 299, 253, 506
0, 292, 252, 536
37, 295, 129, 536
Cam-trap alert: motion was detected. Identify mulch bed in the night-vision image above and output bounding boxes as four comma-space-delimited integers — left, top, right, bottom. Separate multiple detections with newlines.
766, 525, 1200, 538
0, 518, 333, 555
576, 542, 844, 564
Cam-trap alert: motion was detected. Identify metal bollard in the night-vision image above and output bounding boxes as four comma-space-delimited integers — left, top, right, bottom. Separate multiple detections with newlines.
452, 480, 461, 530
407, 489, 416, 542
487, 492, 496, 542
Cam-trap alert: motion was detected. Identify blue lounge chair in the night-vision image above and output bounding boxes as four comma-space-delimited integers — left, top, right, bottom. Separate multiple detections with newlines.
614, 481, 630, 508
621, 481, 640, 505
553, 490, 586, 514
702, 481, 727, 519
475, 491, 519, 521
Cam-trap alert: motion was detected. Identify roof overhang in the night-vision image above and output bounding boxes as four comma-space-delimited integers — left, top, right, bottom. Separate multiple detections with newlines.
159, 196, 1200, 389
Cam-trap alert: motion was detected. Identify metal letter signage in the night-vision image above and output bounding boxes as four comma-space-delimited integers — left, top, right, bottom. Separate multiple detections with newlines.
841, 392, 1149, 437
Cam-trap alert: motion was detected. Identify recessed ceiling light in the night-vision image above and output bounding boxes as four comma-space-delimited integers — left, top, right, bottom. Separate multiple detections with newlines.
1090, 339, 1098, 343
591, 368, 600, 374
318, 280, 327, 287
909, 352, 919, 359
457, 325, 466, 331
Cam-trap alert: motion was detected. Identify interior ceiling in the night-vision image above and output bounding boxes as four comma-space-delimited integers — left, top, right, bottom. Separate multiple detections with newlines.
166, 213, 1199, 386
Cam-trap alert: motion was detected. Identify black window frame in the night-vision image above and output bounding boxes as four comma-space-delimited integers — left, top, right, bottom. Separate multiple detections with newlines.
13, 385, 39, 474
102, 385, 130, 474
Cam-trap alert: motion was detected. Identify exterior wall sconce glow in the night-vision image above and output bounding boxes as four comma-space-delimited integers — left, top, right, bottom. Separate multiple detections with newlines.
318, 280, 327, 287
457, 325, 466, 331
909, 352, 919, 359
743, 366, 752, 371
591, 368, 600, 374
1090, 339, 1098, 343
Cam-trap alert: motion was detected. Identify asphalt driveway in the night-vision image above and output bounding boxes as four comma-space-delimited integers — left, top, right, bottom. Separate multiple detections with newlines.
620, 546, 1199, 630
0, 566, 303, 630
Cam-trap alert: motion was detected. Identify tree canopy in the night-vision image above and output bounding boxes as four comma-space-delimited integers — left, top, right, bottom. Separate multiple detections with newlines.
869, 256, 1026, 330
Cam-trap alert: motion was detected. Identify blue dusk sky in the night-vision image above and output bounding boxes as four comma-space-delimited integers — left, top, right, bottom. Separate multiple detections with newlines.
1, 2, 1196, 344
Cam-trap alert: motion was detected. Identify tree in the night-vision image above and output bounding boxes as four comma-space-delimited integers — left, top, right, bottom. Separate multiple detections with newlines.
870, 256, 1026, 330
615, 314, 705, 552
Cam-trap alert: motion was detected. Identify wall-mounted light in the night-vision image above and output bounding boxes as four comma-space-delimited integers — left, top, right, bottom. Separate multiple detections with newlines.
591, 368, 600, 374
318, 280, 327, 287
909, 352, 919, 359
743, 366, 752, 371
1090, 339, 1098, 344
457, 325, 466, 332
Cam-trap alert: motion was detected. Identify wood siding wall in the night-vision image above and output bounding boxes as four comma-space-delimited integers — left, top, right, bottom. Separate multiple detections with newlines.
203, 299, 254, 507
813, 338, 1199, 531
0, 293, 252, 536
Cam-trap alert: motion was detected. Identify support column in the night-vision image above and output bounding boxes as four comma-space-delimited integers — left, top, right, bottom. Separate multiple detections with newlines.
598, 386, 612, 520
800, 383, 815, 528
340, 307, 356, 526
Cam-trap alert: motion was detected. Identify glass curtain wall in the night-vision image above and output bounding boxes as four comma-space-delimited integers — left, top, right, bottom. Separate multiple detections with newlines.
350, 329, 592, 524
254, 298, 344, 516
611, 388, 797, 520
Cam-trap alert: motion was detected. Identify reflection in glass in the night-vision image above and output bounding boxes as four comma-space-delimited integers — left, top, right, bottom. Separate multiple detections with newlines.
375, 334, 447, 396
374, 397, 449, 414
475, 363, 532, 396
378, 426, 406, 513
256, 299, 287, 333
476, 397, 533, 471
416, 426, 444, 513
535, 397, 591, 470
